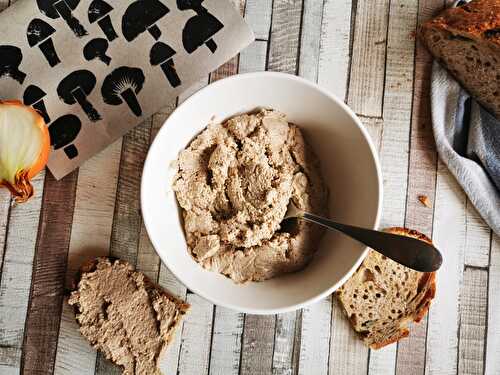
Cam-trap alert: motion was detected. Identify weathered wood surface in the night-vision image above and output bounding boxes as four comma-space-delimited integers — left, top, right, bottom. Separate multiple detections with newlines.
1, 0, 498, 374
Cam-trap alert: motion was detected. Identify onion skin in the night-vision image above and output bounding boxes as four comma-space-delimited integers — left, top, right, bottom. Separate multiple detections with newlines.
0, 100, 50, 203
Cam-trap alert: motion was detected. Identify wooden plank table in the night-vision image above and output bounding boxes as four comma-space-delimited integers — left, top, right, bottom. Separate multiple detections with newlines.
1, 0, 498, 374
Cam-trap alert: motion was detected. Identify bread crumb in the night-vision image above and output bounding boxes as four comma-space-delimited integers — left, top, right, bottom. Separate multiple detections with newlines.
418, 195, 431, 208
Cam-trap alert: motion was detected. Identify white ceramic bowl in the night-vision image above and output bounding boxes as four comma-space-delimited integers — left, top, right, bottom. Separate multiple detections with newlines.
141, 72, 382, 314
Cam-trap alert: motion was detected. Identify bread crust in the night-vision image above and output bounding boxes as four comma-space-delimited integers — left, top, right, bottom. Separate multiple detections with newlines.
370, 329, 409, 350
336, 227, 437, 350
383, 227, 436, 337
419, 0, 500, 118
422, 0, 500, 46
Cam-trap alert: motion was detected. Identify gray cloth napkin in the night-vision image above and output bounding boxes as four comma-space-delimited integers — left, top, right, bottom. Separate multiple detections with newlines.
431, 61, 500, 235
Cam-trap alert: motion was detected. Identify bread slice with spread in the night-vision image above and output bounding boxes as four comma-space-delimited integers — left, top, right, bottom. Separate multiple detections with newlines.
69, 257, 189, 375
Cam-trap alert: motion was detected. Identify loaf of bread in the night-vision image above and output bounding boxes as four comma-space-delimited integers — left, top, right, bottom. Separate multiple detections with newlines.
69, 257, 189, 375
420, 0, 500, 119
336, 228, 436, 349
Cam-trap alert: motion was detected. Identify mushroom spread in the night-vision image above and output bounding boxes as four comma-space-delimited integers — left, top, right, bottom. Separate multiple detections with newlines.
173, 110, 328, 283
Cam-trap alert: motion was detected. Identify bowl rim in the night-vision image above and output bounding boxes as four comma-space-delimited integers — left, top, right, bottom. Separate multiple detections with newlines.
141, 71, 383, 314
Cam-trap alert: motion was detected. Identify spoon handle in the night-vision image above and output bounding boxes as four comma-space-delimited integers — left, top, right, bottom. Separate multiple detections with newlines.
300, 212, 442, 272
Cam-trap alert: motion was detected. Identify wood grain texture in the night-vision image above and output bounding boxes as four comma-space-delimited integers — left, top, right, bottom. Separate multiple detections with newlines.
458, 267, 488, 375
54, 302, 98, 375
425, 161, 466, 375
1, 1, 498, 374
297, 2, 354, 371
244, 0, 273, 40
94, 113, 163, 373
298, 296, 332, 375
211, 55, 240, 82
240, 315, 276, 375
239, 41, 268, 73
370, 3, 419, 372
364, 0, 418, 373
53, 140, 122, 375
395, 1, 441, 374
94, 119, 154, 374
267, 0, 303, 74
108, 119, 152, 265
160, 79, 210, 375
329, 299, 368, 375
316, 0, 353, 99
360, 116, 384, 153
208, 307, 244, 375
177, 294, 213, 375
464, 201, 491, 268
0, 191, 10, 279
377, 0, 418, 229
0, 172, 45, 372
272, 312, 298, 375
204, 18, 250, 372
21, 171, 78, 375
325, 0, 375, 371
136, 102, 176, 282
348, 0, 390, 117
237, 2, 304, 372
485, 234, 500, 375
137, 106, 177, 374
298, 0, 323, 82
157, 264, 187, 375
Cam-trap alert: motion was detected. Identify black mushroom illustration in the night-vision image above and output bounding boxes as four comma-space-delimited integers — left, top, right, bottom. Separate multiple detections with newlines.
84, 38, 111, 65
0, 45, 26, 84
57, 70, 102, 122
36, 0, 87, 37
150, 42, 181, 88
177, 0, 223, 53
122, 0, 169, 42
23, 85, 51, 124
27, 19, 60, 67
48, 114, 81, 159
102, 66, 145, 117
88, 0, 118, 42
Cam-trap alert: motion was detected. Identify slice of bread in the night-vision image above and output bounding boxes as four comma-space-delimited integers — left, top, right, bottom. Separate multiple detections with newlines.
69, 257, 189, 375
420, 0, 500, 119
336, 227, 436, 349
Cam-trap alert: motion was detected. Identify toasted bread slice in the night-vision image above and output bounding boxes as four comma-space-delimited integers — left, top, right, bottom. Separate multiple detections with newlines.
336, 227, 436, 349
420, 0, 500, 118
69, 257, 189, 375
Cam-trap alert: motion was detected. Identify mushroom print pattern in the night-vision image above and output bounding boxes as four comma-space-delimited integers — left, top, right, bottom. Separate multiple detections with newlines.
27, 19, 61, 67
48, 114, 82, 159
36, 0, 87, 37
23, 85, 51, 124
101, 66, 145, 117
177, 0, 224, 53
88, 0, 118, 42
121, 0, 169, 42
84, 38, 112, 65
57, 70, 102, 122
0, 45, 27, 84
150, 41, 181, 88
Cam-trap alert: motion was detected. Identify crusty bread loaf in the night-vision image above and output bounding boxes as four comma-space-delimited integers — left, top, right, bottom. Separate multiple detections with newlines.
69, 257, 189, 375
336, 228, 436, 349
420, 0, 500, 119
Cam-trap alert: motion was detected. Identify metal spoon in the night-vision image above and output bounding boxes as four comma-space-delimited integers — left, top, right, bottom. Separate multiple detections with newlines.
284, 201, 442, 272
